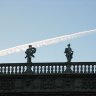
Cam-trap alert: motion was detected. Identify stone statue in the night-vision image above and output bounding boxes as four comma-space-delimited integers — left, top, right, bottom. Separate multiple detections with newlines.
64, 44, 73, 62
25, 45, 36, 63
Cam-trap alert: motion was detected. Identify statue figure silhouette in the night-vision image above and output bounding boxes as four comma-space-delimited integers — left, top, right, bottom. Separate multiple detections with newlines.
25, 45, 36, 63
64, 44, 73, 62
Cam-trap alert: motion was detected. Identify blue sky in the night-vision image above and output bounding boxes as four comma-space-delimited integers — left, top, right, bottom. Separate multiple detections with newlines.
0, 0, 96, 63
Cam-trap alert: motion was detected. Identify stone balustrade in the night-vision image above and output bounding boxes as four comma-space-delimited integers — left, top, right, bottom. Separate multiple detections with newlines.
0, 62, 96, 75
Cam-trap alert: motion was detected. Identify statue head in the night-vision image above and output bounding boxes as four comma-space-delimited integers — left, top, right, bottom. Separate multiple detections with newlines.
29, 45, 32, 48
67, 44, 70, 47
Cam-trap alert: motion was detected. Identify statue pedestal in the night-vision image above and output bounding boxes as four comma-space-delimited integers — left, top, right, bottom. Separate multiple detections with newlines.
65, 63, 72, 73
24, 63, 32, 74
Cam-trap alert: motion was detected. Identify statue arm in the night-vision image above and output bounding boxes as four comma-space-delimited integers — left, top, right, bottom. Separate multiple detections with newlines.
32, 47, 36, 53
64, 48, 67, 53
25, 49, 28, 54
70, 48, 73, 53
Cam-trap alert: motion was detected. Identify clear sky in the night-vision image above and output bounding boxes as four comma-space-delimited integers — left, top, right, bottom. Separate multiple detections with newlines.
0, 0, 96, 63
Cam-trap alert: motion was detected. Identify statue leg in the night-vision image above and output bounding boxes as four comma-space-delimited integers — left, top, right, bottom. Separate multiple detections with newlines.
67, 57, 69, 62
67, 55, 71, 62
27, 57, 31, 63
27, 58, 29, 63
29, 57, 31, 63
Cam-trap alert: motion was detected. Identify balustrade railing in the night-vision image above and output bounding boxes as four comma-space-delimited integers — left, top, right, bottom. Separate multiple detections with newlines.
0, 62, 96, 75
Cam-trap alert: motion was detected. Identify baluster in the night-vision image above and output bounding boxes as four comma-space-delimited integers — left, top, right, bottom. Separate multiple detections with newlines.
54, 65, 57, 73
42, 66, 45, 74
80, 65, 83, 73
60, 65, 62, 73
90, 65, 92, 73
11, 66, 14, 74
0, 67, 1, 74
35, 66, 37, 74
52, 66, 55, 73
42, 66, 44, 74
48, 65, 50, 74
51, 65, 52, 73
79, 65, 81, 73
44, 66, 46, 74
51, 65, 53, 74
88, 65, 90, 73
1, 66, 3, 74
24, 66, 27, 73
18, 66, 21, 74
74, 65, 76, 73
12, 66, 16, 74
45, 66, 47, 74
40, 66, 42, 74
70, 65, 73, 72
75, 65, 77, 73
64, 65, 67, 73
65, 65, 67, 72
86, 65, 88, 73
9, 66, 12, 74
20, 66, 22, 74
50, 66, 52, 73
78, 65, 80, 73
23, 66, 27, 73
13, 66, 15, 74
7, 66, 10, 74
23, 66, 25, 73
72, 65, 75, 73
12, 66, 15, 74
4, 66, 6, 74
31, 65, 33, 73
33, 65, 36, 73
41, 66, 43, 74
0, 67, 1, 73
40, 65, 42, 74
49, 65, 51, 74
21, 66, 23, 74
92, 65, 94, 73
3, 66, 6, 74
58, 65, 60, 74
17, 66, 19, 74
82, 65, 85, 73
77, 65, 79, 73
47, 65, 50, 74
37, 66, 39, 74
57, 65, 59, 73
22, 66, 24, 74
2, 66, 4, 74
83, 65, 86, 73
95, 65, 96, 73
41, 65, 43, 74
39, 66, 41, 74
15, 66, 17, 74
6, 66, 8, 74
55, 65, 57, 73
10, 66, 12, 74
62, 65, 65, 73
1, 66, 4, 74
